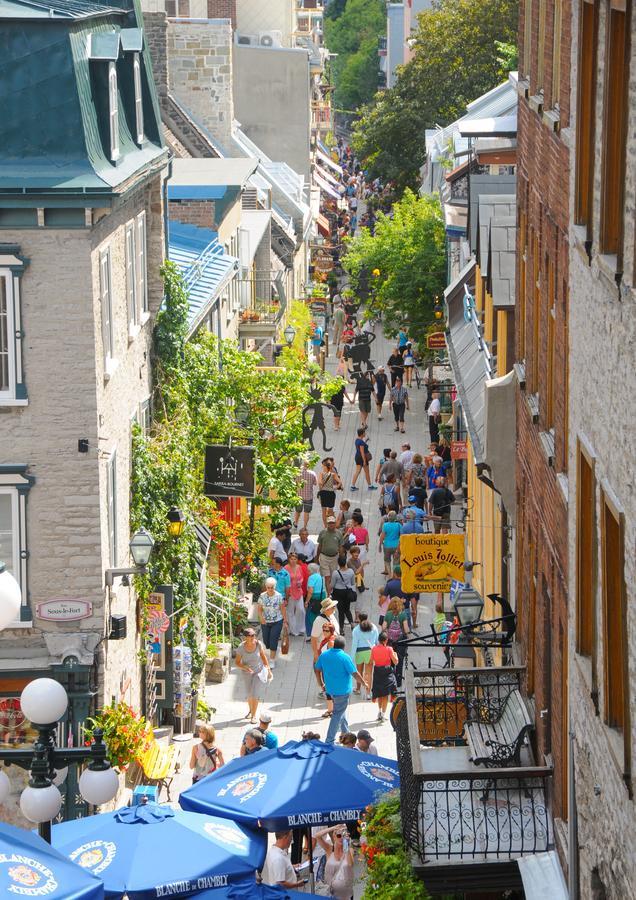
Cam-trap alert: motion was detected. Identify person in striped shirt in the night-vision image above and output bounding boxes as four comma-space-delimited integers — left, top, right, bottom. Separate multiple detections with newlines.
390, 378, 410, 433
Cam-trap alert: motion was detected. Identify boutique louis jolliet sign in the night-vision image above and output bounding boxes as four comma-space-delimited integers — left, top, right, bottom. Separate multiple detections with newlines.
204, 445, 255, 499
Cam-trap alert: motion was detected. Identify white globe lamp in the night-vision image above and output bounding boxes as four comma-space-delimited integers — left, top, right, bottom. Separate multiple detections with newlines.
20, 784, 62, 824
0, 769, 10, 804
79, 766, 119, 806
20, 679, 68, 725
0, 563, 21, 630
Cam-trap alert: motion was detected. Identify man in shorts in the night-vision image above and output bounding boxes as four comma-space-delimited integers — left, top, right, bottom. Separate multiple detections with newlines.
294, 461, 317, 529
317, 516, 343, 591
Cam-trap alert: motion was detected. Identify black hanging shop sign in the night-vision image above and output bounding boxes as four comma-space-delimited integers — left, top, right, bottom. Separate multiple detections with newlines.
204, 444, 256, 498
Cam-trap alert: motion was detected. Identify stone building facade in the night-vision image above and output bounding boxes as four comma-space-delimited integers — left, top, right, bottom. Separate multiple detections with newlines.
515, 0, 572, 846
567, 1, 636, 896
0, 0, 168, 823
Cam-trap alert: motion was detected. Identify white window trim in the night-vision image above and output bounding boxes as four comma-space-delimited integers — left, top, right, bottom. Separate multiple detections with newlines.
108, 61, 120, 162
100, 247, 115, 376
106, 451, 118, 568
133, 53, 144, 145
137, 211, 148, 315
0, 469, 33, 626
125, 222, 139, 338
0, 269, 16, 402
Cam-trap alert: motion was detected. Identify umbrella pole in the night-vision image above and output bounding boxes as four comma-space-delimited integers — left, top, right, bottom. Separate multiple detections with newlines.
307, 826, 315, 893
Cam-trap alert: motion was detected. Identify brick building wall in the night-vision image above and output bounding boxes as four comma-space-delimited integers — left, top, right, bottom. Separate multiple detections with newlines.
169, 199, 217, 229
207, 0, 236, 26
515, 0, 572, 833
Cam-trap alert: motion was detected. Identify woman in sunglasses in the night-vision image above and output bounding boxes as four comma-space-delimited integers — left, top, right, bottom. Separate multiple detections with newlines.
313, 824, 354, 900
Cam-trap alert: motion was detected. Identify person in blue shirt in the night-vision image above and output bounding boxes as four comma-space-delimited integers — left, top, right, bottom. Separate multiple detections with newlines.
397, 329, 409, 348
269, 557, 291, 600
404, 498, 427, 523
379, 510, 402, 575
240, 713, 278, 755
315, 636, 367, 743
401, 509, 424, 535
426, 457, 445, 490
311, 323, 324, 362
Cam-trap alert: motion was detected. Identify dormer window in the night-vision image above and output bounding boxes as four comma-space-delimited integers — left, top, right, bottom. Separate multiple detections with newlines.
108, 61, 120, 161
133, 53, 144, 145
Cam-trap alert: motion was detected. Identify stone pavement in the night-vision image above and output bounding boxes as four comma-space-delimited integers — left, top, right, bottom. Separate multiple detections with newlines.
168, 325, 449, 796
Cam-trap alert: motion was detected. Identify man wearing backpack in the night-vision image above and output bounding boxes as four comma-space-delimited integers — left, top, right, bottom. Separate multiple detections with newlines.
378, 474, 400, 516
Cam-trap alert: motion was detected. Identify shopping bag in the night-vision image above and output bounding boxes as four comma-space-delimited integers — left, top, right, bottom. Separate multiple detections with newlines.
281, 624, 290, 655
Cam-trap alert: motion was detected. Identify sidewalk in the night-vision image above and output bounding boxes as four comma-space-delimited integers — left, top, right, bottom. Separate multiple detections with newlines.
168, 324, 448, 789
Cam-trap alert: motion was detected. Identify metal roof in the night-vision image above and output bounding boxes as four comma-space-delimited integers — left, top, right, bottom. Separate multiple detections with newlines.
469, 175, 516, 252
487, 215, 516, 308
0, 0, 124, 18
458, 114, 517, 138
477, 193, 516, 275
170, 157, 258, 195
168, 222, 238, 336
240, 209, 271, 259
0, 13, 166, 193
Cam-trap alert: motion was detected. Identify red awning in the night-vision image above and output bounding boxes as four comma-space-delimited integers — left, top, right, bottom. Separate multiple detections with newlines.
317, 214, 331, 238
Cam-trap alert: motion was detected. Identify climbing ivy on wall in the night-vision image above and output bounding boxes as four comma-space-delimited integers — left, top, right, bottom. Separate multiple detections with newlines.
130, 266, 336, 670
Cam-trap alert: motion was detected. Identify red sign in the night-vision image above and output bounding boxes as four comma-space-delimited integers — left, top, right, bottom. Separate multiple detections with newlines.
426, 331, 446, 349
451, 440, 468, 460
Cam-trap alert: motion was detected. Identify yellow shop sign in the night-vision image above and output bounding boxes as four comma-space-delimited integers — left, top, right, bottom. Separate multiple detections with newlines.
400, 534, 465, 593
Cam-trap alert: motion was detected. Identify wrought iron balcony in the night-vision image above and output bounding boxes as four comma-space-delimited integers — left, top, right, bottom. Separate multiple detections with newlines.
394, 668, 554, 893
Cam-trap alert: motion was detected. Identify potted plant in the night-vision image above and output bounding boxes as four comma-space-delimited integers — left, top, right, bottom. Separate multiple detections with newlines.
84, 702, 150, 772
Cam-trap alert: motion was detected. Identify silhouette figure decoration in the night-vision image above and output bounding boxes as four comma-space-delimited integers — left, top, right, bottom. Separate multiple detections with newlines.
344, 332, 376, 372
302, 383, 336, 452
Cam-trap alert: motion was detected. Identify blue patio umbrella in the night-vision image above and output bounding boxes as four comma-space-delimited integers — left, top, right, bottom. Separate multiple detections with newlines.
179, 739, 400, 830
51, 803, 266, 900
193, 877, 322, 899
0, 821, 103, 900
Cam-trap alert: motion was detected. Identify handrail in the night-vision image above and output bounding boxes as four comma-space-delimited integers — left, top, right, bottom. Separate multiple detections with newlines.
415, 765, 553, 782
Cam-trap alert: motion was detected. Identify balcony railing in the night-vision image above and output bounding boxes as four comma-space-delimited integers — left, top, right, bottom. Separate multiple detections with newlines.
395, 669, 554, 885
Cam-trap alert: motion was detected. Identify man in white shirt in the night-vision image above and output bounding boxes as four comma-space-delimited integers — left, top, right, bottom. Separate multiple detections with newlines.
291, 528, 317, 563
268, 529, 288, 564
427, 391, 441, 442
261, 831, 305, 889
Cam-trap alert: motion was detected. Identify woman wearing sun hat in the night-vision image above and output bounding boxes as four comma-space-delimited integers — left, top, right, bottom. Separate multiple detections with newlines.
311, 597, 339, 698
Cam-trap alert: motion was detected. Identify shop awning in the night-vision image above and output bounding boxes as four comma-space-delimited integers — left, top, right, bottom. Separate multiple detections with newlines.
316, 213, 331, 238
483, 370, 516, 516
317, 144, 343, 174
444, 259, 492, 464
315, 161, 341, 188
458, 113, 517, 138
313, 170, 340, 201
517, 852, 568, 900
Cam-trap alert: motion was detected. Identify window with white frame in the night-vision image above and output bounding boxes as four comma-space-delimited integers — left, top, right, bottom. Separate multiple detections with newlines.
100, 247, 114, 367
0, 272, 13, 400
139, 397, 151, 435
0, 466, 34, 624
106, 451, 118, 568
108, 62, 120, 162
125, 223, 138, 330
133, 53, 144, 145
136, 211, 148, 314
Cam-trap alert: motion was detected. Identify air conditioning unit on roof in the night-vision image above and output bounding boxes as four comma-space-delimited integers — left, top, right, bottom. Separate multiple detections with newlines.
259, 30, 283, 47
235, 33, 258, 46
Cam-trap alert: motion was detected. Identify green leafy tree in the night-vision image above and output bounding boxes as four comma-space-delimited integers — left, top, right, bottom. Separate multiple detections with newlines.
342, 190, 446, 337
324, 0, 386, 111
353, 0, 518, 189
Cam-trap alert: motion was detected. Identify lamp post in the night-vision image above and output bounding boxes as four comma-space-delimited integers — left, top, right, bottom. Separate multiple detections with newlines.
283, 324, 297, 346
0, 678, 119, 843
105, 527, 155, 587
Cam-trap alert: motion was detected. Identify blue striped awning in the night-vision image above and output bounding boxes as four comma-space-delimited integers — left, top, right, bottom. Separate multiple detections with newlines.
168, 222, 238, 335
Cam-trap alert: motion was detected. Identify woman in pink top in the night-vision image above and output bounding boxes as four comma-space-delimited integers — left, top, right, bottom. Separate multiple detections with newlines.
285, 552, 306, 636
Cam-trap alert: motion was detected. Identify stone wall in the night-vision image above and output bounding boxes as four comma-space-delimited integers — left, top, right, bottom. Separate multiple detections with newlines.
167, 18, 234, 151
566, 2, 636, 896
0, 171, 166, 717
144, 12, 168, 104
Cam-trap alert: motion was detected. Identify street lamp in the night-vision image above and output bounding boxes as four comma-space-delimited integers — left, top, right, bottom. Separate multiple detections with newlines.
0, 562, 21, 629
0, 678, 119, 842
105, 527, 155, 587
166, 506, 186, 539
452, 561, 484, 626
283, 324, 297, 346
